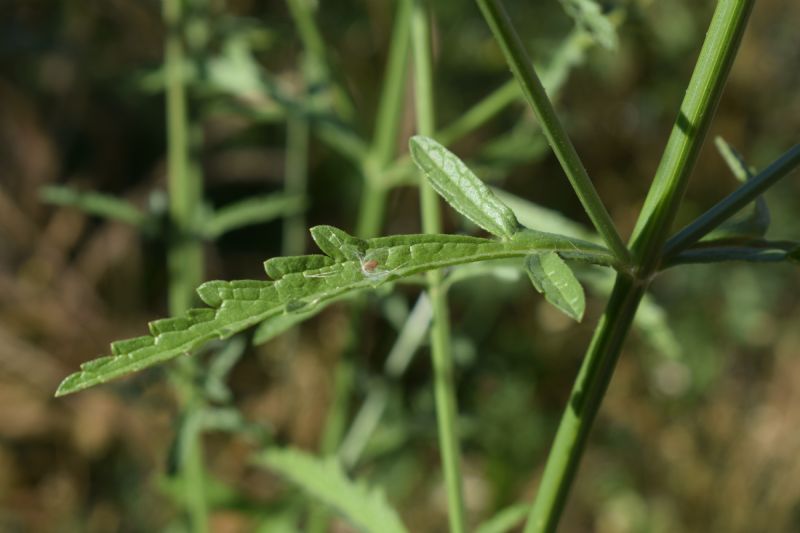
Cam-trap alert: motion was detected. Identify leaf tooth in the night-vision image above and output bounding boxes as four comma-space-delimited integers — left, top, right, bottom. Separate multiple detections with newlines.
186, 308, 216, 324
80, 355, 114, 372
110, 335, 154, 356
149, 316, 191, 336
197, 280, 227, 307
264, 255, 334, 280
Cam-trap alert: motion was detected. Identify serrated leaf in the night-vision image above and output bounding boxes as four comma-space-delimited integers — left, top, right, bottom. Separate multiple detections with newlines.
525, 252, 585, 321
409, 136, 520, 238
559, 0, 618, 50
265, 254, 335, 280
254, 447, 408, 533
56, 226, 613, 396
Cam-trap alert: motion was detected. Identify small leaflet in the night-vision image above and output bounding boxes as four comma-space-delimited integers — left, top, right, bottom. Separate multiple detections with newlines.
409, 136, 520, 239
525, 252, 585, 322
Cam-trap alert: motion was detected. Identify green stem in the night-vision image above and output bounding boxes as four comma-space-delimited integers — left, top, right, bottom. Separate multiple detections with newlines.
524, 274, 645, 533
284, 116, 310, 256
412, 3, 467, 533
476, 0, 630, 265
628, 0, 755, 276
163, 0, 207, 531
286, 0, 355, 121
663, 143, 800, 259
522, 2, 754, 531
436, 80, 518, 146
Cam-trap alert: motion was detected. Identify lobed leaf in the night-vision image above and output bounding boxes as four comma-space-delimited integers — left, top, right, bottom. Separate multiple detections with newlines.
409, 135, 520, 238
254, 447, 407, 533
56, 226, 614, 396
525, 252, 586, 321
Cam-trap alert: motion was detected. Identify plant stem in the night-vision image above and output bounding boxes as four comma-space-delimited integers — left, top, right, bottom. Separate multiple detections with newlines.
412, 3, 467, 533
525, 274, 644, 533
284, 115, 310, 256
165, 0, 203, 317
163, 0, 207, 531
310, 7, 414, 532
628, 0, 755, 276
356, 0, 414, 239
522, 1, 755, 531
286, 0, 355, 121
663, 143, 800, 259
476, 0, 630, 265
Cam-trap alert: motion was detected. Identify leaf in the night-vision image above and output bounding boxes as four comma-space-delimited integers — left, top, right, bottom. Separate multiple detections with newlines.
264, 254, 335, 280
492, 188, 596, 241
559, 0, 618, 50
254, 447, 408, 533
204, 193, 306, 239
56, 226, 613, 396
705, 137, 770, 240
475, 503, 529, 533
409, 135, 520, 238
525, 252, 585, 321
40, 186, 154, 233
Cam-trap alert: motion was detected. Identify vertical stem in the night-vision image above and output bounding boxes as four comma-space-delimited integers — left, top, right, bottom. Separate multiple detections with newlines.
524, 274, 644, 532
629, 0, 755, 276
522, 1, 754, 531
356, 0, 413, 239
308, 4, 413, 532
284, 115, 310, 256
412, 3, 467, 533
163, 0, 207, 531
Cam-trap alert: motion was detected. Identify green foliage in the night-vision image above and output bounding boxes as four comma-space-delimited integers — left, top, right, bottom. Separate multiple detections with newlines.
410, 135, 521, 239
56, 224, 615, 396
475, 503, 529, 533
254, 447, 407, 533
525, 252, 586, 322
703, 137, 770, 240
40, 185, 154, 233
559, 0, 618, 50
203, 193, 307, 239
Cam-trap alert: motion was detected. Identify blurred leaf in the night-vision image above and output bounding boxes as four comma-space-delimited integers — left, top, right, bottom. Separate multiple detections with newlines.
559, 0, 618, 50
254, 447, 408, 533
204, 193, 306, 239
55, 226, 614, 396
40, 185, 154, 233
492, 188, 596, 241
409, 136, 521, 238
704, 137, 770, 240
204, 336, 247, 402
475, 503, 529, 533
525, 252, 585, 321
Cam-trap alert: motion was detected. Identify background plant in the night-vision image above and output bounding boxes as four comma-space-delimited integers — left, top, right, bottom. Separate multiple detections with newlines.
2, 0, 800, 532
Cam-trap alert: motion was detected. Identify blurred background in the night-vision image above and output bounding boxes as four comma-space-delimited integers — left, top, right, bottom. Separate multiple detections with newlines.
1, 0, 799, 531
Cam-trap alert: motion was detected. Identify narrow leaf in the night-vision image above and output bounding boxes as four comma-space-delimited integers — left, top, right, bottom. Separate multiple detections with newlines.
254, 447, 408, 533
559, 0, 618, 50
40, 186, 153, 232
409, 135, 520, 238
204, 193, 306, 239
56, 226, 613, 396
705, 137, 770, 240
525, 252, 585, 321
475, 503, 529, 533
